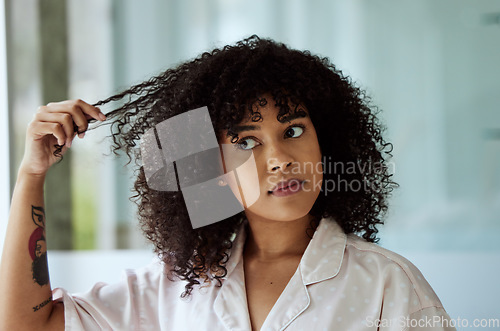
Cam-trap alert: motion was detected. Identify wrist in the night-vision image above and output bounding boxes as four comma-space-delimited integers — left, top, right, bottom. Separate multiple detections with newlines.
16, 167, 47, 184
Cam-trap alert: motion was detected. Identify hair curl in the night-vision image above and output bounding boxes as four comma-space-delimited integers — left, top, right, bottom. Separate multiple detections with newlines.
89, 35, 397, 297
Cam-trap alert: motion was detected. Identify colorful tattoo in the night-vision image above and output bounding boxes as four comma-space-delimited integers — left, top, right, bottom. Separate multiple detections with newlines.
28, 206, 49, 286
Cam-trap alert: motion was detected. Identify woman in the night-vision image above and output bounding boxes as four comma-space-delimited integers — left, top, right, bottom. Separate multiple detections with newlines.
0, 36, 455, 330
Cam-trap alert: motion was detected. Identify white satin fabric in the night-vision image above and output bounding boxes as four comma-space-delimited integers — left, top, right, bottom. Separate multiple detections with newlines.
53, 218, 455, 330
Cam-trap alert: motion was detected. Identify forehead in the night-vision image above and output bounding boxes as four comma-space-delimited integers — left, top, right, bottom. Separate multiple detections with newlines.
216, 94, 310, 142
234, 95, 309, 125
231, 110, 308, 133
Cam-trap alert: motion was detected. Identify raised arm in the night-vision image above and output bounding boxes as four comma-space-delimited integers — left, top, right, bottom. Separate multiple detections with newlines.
0, 100, 105, 330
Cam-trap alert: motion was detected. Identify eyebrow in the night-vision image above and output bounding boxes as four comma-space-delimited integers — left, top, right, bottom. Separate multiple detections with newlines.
230, 112, 308, 134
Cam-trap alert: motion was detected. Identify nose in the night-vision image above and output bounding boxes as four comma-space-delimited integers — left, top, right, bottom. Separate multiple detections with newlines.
266, 144, 295, 173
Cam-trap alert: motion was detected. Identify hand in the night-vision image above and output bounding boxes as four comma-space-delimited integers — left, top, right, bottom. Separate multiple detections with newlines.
18, 99, 106, 177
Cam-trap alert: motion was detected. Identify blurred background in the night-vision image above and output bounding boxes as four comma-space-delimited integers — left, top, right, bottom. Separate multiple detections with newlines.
1, 0, 499, 327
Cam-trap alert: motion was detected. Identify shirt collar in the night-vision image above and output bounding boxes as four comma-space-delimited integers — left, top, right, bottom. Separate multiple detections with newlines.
224, 217, 347, 285
300, 218, 346, 285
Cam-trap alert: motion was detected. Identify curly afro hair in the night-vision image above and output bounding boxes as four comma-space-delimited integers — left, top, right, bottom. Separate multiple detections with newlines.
91, 35, 396, 297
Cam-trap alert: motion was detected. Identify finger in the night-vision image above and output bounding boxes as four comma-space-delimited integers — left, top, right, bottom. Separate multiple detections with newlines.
52, 104, 89, 134
72, 99, 106, 122
29, 122, 68, 147
43, 101, 102, 138
35, 112, 77, 147
45, 99, 106, 128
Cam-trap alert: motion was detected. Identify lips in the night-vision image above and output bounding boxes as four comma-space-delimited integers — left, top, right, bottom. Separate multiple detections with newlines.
269, 179, 304, 194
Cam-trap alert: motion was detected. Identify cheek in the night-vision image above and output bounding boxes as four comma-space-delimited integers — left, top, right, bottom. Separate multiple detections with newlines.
219, 145, 262, 209
225, 159, 261, 209
309, 153, 324, 193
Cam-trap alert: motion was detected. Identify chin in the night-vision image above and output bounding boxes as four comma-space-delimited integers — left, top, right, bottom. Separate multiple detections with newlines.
245, 201, 313, 222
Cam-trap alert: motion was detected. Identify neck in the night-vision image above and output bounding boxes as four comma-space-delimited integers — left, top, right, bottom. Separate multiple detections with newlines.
243, 213, 317, 262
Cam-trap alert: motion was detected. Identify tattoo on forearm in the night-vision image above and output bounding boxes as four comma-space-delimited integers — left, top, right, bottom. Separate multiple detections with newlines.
31, 205, 45, 228
33, 296, 52, 312
28, 206, 49, 286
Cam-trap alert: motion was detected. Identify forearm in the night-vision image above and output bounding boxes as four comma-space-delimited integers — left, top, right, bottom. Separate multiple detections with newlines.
0, 170, 63, 330
0, 99, 102, 329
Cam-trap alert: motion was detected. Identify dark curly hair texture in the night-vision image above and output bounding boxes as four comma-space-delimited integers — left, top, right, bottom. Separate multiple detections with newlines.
89, 35, 397, 298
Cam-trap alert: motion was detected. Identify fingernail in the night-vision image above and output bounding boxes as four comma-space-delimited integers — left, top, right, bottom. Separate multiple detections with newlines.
99, 113, 107, 121
78, 132, 86, 139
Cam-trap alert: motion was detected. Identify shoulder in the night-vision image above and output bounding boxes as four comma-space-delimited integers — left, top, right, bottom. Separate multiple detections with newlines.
345, 234, 425, 286
67, 259, 169, 306
343, 233, 444, 313
53, 259, 184, 330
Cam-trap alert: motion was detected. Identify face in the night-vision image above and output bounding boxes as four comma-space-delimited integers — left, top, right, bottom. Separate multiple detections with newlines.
218, 96, 323, 222
35, 239, 46, 258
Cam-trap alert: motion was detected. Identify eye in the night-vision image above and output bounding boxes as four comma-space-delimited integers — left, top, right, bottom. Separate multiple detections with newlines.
284, 125, 305, 138
234, 125, 304, 149
236, 137, 260, 150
